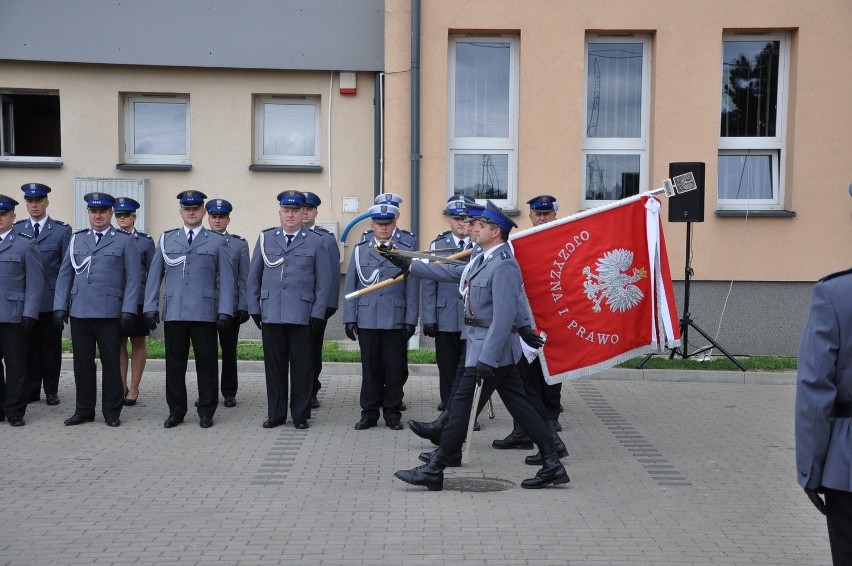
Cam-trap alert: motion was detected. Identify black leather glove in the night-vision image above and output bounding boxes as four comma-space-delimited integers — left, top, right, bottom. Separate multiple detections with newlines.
53, 310, 68, 331
518, 325, 545, 349
378, 249, 412, 272
805, 488, 827, 516
309, 317, 323, 334
476, 361, 496, 385
252, 314, 262, 329
217, 313, 233, 331
21, 316, 37, 334
344, 322, 358, 341
402, 323, 416, 341
422, 323, 438, 338
325, 307, 337, 320
237, 310, 250, 325
143, 311, 159, 331
119, 312, 136, 334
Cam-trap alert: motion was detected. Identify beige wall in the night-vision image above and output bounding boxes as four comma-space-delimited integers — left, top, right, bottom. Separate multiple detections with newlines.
383, 0, 852, 281
0, 61, 377, 271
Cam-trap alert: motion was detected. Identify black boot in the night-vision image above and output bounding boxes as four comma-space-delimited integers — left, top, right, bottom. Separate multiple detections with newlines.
419, 448, 462, 467
395, 448, 448, 491
524, 420, 569, 465
407, 410, 449, 446
520, 443, 570, 489
492, 420, 533, 450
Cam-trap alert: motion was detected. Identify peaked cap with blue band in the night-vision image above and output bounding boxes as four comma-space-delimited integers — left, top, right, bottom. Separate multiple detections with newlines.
368, 203, 399, 224
205, 198, 233, 214
0, 194, 19, 211
527, 194, 559, 212
476, 200, 517, 231
177, 190, 207, 207
84, 192, 116, 208
21, 183, 51, 198
277, 190, 306, 208
303, 192, 322, 207
114, 197, 141, 213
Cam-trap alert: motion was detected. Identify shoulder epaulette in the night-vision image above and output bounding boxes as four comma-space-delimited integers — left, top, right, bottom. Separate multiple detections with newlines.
230, 233, 246, 241
362, 229, 374, 236
313, 226, 331, 235
397, 228, 415, 236
115, 228, 132, 235
355, 239, 371, 247
16, 231, 33, 239
52, 219, 69, 226
73, 228, 89, 235
500, 250, 511, 260
435, 230, 450, 239
13, 219, 26, 225
820, 267, 852, 283
164, 228, 180, 234
395, 239, 413, 250
137, 231, 153, 240
263, 226, 278, 233
208, 230, 225, 237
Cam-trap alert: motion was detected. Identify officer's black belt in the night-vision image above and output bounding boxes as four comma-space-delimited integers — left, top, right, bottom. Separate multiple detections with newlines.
831, 401, 852, 419
464, 317, 517, 333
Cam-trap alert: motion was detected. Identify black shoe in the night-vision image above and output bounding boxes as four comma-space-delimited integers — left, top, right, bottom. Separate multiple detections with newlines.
8, 416, 25, 427
492, 424, 533, 450
263, 417, 286, 429
386, 420, 404, 430
105, 417, 121, 427
400, 401, 407, 411
521, 457, 570, 489
199, 416, 213, 428
473, 420, 481, 432
354, 417, 377, 430
395, 450, 448, 491
407, 410, 450, 445
437, 402, 446, 411
163, 415, 184, 429
64, 414, 94, 426
293, 420, 309, 430
525, 421, 569, 465
45, 393, 60, 406
123, 397, 137, 407
309, 395, 320, 409
418, 449, 462, 467
223, 397, 236, 408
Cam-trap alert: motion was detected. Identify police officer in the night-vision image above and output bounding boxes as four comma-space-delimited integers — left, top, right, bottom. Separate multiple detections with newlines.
54, 193, 143, 427
302, 192, 340, 409
15, 183, 71, 406
144, 190, 235, 429
796, 265, 852, 563
344, 203, 419, 430
362, 193, 418, 251
206, 198, 250, 408
248, 190, 330, 430
422, 196, 472, 411
391, 201, 568, 491
0, 194, 43, 427
113, 197, 155, 406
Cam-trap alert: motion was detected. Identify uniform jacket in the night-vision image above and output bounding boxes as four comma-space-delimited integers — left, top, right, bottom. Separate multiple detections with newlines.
796, 268, 852, 491
15, 216, 71, 313
0, 231, 44, 323
361, 226, 417, 251
310, 225, 341, 312
143, 227, 235, 322
421, 231, 468, 332
343, 238, 419, 330
131, 229, 155, 307
247, 227, 330, 324
222, 232, 250, 314
54, 228, 143, 318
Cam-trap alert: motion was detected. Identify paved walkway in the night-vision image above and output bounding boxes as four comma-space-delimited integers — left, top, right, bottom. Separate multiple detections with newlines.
0, 362, 826, 565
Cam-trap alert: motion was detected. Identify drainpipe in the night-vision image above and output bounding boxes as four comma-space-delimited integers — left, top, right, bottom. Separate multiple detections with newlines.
374, 71, 383, 198
410, 0, 421, 239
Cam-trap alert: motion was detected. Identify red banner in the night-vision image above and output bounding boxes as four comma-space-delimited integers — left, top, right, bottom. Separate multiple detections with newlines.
511, 195, 680, 382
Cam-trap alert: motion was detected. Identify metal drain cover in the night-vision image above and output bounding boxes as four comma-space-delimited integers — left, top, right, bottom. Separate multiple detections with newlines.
443, 477, 516, 492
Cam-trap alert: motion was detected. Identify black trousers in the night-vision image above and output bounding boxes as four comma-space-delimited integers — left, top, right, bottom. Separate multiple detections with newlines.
440, 363, 551, 455
521, 356, 562, 421
826, 488, 852, 565
70, 317, 124, 419
309, 316, 328, 397
164, 321, 219, 419
218, 322, 240, 398
262, 323, 312, 422
435, 331, 462, 405
26, 311, 63, 398
357, 328, 406, 423
0, 322, 29, 420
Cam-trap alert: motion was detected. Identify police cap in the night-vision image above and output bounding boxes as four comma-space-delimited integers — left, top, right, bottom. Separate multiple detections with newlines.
527, 194, 559, 212
475, 200, 517, 232
21, 183, 51, 199
84, 192, 116, 209
177, 190, 207, 208
0, 194, 19, 211
277, 190, 306, 208
368, 203, 399, 224
375, 193, 404, 207
205, 198, 233, 214
303, 192, 322, 208
114, 197, 141, 213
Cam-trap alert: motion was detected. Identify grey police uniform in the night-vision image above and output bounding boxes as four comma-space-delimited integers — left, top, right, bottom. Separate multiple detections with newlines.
308, 224, 341, 400
54, 227, 143, 420
796, 268, 852, 562
0, 230, 44, 422
219, 232, 250, 400
15, 216, 71, 401
343, 237, 419, 425
248, 227, 330, 424
122, 228, 155, 337
361, 226, 417, 251
144, 227, 235, 421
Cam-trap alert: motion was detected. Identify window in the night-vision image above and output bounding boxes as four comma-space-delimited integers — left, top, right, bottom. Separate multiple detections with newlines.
582, 36, 651, 207
718, 34, 789, 210
123, 94, 190, 166
0, 91, 61, 165
448, 36, 519, 209
253, 96, 321, 168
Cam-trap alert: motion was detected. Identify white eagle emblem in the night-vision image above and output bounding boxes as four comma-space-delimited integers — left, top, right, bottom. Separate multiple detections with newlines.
582, 249, 647, 313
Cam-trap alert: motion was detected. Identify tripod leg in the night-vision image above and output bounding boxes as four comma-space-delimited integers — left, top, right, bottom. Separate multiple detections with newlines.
684, 320, 746, 372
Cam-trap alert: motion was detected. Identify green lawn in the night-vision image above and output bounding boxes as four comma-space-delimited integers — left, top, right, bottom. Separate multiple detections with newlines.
62, 339, 797, 371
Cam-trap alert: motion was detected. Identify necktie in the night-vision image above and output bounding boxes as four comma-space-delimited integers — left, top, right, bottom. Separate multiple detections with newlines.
95, 232, 102, 245
458, 238, 467, 251
187, 230, 194, 245
286, 234, 294, 246
33, 222, 40, 238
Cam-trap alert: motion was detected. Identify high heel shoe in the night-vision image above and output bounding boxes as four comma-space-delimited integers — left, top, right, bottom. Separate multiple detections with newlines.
124, 387, 138, 406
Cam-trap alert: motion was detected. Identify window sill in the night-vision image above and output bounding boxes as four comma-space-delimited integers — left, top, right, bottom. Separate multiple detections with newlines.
0, 160, 62, 168
714, 209, 796, 218
249, 164, 323, 173
116, 163, 192, 171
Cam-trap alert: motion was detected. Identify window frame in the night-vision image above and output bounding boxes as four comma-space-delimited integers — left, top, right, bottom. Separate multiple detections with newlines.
581, 35, 651, 209
253, 95, 322, 167
447, 35, 519, 210
0, 90, 62, 166
123, 94, 191, 166
717, 33, 790, 211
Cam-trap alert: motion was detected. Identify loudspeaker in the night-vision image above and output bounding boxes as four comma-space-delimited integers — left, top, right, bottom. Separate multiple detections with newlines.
667, 162, 705, 223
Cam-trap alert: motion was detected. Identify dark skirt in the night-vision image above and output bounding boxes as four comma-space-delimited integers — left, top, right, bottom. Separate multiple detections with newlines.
121, 305, 151, 338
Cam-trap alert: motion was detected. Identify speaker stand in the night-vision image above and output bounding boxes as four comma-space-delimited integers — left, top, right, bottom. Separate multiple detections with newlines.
638, 222, 746, 371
